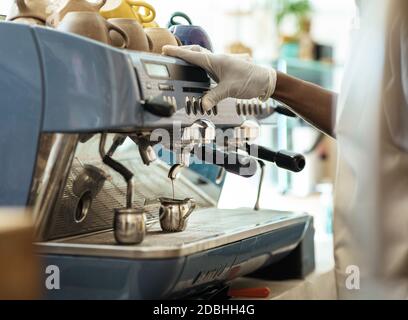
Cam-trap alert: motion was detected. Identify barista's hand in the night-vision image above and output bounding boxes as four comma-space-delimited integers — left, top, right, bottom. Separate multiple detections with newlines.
162, 45, 277, 111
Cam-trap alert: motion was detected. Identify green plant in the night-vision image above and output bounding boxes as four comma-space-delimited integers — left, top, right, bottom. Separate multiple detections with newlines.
276, 0, 312, 31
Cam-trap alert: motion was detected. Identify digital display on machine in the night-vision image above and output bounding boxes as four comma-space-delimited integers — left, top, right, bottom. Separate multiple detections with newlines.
139, 58, 210, 82
144, 63, 170, 78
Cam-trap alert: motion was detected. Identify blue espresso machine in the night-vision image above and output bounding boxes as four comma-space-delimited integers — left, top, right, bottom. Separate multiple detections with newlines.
0, 22, 314, 299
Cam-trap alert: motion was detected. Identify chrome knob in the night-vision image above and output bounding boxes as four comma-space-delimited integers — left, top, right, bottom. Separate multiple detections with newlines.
182, 119, 216, 145
234, 120, 260, 144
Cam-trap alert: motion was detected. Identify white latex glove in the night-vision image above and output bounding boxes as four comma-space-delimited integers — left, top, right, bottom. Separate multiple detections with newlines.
162, 45, 277, 111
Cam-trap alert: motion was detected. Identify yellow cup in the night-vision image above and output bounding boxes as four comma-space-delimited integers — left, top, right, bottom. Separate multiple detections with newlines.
100, 0, 155, 23
133, 6, 159, 27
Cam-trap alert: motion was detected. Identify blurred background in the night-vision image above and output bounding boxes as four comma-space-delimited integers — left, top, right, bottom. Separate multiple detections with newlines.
0, 0, 358, 241
147, 0, 356, 241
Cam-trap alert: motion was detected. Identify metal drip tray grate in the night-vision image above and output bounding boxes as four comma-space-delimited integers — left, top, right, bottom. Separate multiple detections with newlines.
38, 208, 309, 259
45, 138, 215, 240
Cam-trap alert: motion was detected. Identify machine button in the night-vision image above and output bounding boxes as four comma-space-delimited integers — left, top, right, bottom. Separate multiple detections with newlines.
258, 100, 262, 114
158, 84, 174, 91
146, 82, 153, 90
185, 97, 192, 115
171, 96, 177, 110
199, 98, 205, 115
242, 101, 247, 115
266, 100, 272, 114
253, 100, 258, 115
192, 97, 199, 115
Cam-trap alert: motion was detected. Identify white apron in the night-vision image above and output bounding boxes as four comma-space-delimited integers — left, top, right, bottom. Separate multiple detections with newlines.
334, 0, 408, 299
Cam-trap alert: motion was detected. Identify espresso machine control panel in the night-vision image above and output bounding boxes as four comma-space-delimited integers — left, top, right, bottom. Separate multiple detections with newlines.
128, 52, 277, 129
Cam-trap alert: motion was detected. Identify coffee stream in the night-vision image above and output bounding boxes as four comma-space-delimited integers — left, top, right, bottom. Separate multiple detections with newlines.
171, 177, 175, 200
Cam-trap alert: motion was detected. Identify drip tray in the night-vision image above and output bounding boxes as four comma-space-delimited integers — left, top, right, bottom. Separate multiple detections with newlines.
36, 208, 309, 259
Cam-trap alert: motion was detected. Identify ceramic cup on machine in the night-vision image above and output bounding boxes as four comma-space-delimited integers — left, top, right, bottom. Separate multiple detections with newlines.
100, 0, 156, 24
6, 0, 48, 25
167, 11, 193, 28
141, 20, 160, 28
12, 17, 46, 26
134, 6, 159, 28
57, 12, 130, 48
47, 0, 107, 27
168, 12, 213, 52
144, 27, 182, 54
170, 24, 213, 52
108, 18, 153, 51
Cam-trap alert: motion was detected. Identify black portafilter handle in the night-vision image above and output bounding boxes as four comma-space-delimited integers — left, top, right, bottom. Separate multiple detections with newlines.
193, 146, 258, 178
274, 105, 297, 118
246, 144, 306, 173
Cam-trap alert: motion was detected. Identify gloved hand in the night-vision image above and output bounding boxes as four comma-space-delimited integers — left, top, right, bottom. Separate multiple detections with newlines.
162, 45, 277, 111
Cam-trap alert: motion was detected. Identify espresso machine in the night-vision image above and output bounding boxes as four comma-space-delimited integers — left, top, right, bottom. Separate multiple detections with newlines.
0, 22, 314, 299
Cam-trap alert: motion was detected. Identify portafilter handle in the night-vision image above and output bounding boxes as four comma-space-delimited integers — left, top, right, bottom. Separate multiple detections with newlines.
246, 143, 306, 173
274, 105, 297, 118
193, 146, 258, 178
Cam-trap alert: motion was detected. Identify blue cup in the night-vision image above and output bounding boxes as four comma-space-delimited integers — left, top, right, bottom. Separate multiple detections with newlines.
169, 25, 213, 52
167, 12, 213, 52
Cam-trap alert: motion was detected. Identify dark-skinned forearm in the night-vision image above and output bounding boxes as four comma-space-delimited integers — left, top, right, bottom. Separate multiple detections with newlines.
272, 71, 337, 138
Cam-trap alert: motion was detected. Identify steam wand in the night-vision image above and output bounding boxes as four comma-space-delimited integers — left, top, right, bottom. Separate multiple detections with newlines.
254, 160, 265, 211
99, 134, 134, 208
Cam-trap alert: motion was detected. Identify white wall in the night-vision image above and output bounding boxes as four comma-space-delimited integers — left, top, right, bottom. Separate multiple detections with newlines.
0, 1, 12, 14
1, 1, 356, 63
149, 0, 356, 63
309, 0, 356, 63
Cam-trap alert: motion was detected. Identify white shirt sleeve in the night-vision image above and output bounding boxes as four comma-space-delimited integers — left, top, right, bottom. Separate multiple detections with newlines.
383, 17, 408, 151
